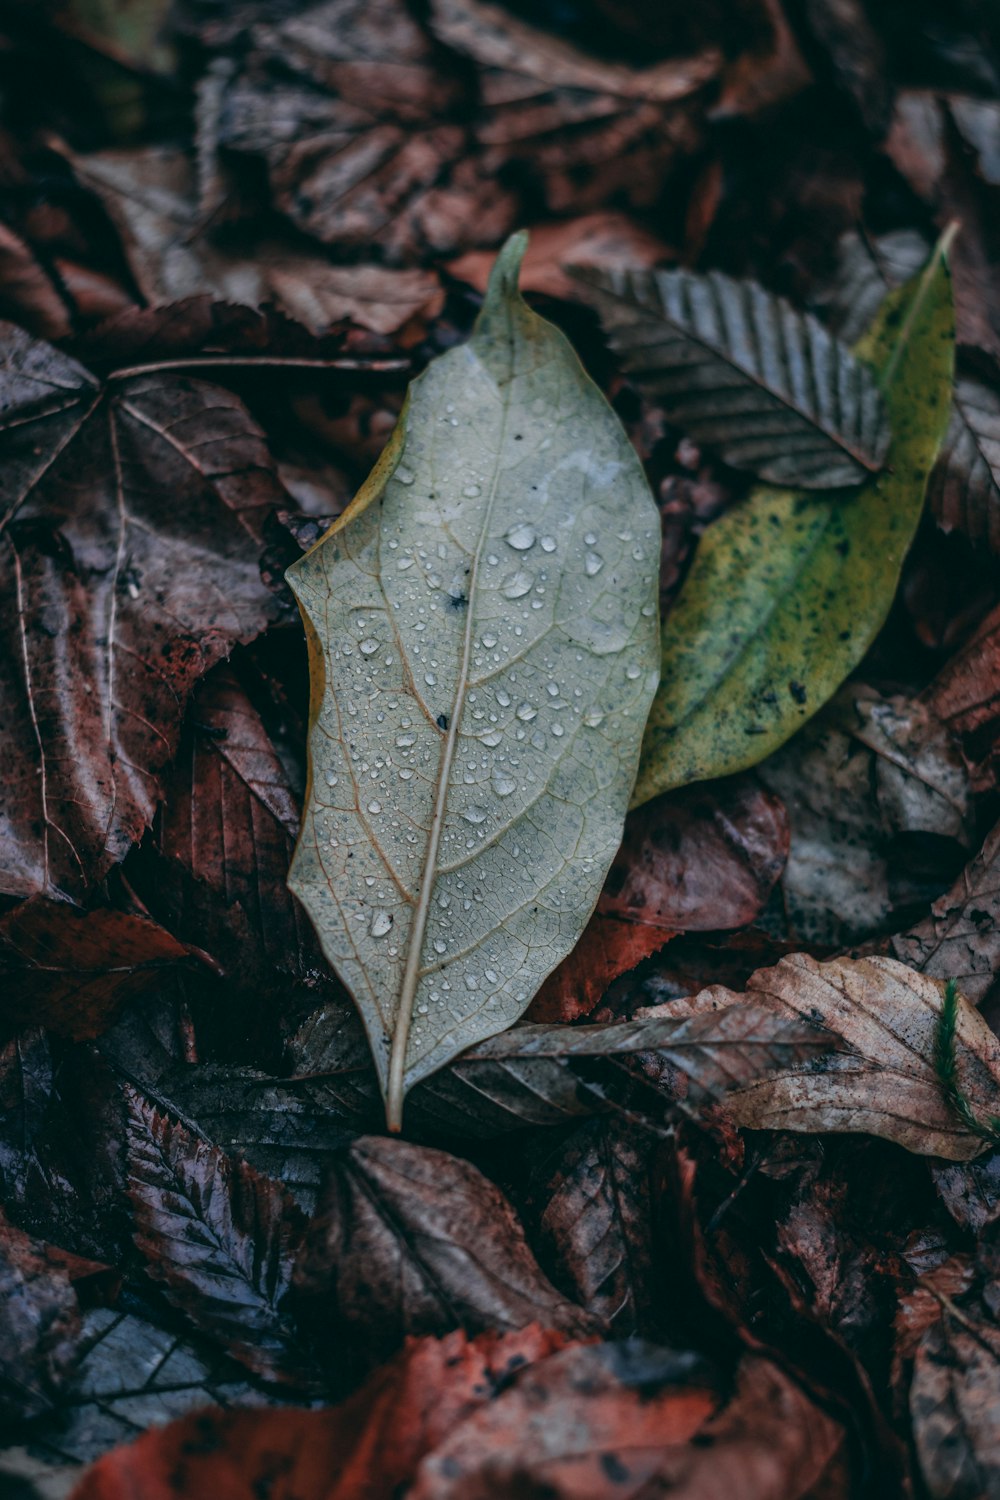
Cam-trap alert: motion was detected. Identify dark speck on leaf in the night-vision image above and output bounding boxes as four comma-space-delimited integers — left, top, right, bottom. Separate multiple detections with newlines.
437, 713, 449, 730
789, 681, 807, 704
448, 593, 468, 611
600, 1454, 631, 1483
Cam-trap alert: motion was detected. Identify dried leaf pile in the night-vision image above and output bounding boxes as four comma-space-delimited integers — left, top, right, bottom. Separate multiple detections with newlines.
1, 2, 1000, 1498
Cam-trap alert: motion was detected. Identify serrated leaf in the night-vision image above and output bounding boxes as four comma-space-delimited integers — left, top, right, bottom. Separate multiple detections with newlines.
632, 233, 955, 806
286, 232, 661, 1128
124, 1089, 315, 1386
929, 373, 1000, 553
575, 265, 891, 487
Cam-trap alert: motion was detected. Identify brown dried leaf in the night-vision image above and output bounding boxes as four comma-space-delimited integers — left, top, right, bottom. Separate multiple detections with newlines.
0, 901, 200, 1040
293, 1135, 597, 1372
125, 1089, 314, 1386
682, 954, 1000, 1159
0, 324, 284, 902
204, 0, 518, 260
447, 212, 673, 302
431, 0, 718, 216
892, 819, 1000, 1005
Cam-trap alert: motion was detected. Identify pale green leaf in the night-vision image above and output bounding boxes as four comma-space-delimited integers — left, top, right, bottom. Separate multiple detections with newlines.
632, 230, 956, 808
286, 232, 661, 1128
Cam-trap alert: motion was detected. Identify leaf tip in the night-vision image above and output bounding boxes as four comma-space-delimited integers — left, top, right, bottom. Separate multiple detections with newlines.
482, 230, 530, 311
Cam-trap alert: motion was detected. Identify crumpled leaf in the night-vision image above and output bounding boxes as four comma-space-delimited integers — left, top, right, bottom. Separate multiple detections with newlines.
758, 683, 972, 945
892, 817, 1000, 1004
287, 232, 661, 1127
430, 0, 718, 217
68, 146, 445, 337
0, 901, 201, 1040
125, 1089, 315, 1386
0, 323, 285, 902
200, 0, 518, 261
292, 1135, 596, 1373
929, 372, 1000, 553
575, 264, 891, 487
663, 954, 1000, 1160
632, 232, 955, 806
0, 1215, 82, 1421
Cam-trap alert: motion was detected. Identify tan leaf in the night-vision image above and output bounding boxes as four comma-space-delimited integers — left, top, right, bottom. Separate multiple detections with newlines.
656, 954, 1000, 1160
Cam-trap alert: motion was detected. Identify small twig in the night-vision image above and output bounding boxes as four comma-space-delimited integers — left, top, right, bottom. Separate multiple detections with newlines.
933, 979, 1000, 1146
106, 355, 411, 381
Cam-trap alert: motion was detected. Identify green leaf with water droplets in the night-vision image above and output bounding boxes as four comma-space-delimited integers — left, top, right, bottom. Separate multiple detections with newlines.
632, 231, 956, 809
287, 233, 661, 1129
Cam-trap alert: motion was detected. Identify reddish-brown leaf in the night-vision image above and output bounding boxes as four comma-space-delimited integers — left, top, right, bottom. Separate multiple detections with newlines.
125, 1090, 314, 1386
293, 1135, 597, 1374
0, 324, 285, 902
447, 212, 673, 302
0, 900, 201, 1039
71, 1325, 571, 1500
528, 775, 788, 1023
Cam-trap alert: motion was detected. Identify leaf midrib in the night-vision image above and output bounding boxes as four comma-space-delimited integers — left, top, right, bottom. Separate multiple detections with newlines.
386, 338, 514, 1128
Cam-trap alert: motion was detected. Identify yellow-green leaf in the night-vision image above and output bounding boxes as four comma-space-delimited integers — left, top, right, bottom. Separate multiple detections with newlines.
287, 233, 661, 1128
632, 232, 956, 808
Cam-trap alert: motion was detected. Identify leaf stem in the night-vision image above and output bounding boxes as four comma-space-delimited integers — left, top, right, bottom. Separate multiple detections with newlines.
107, 355, 410, 381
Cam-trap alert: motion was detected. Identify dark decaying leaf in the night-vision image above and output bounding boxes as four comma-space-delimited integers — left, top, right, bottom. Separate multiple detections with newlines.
817, 227, 930, 345
293, 1135, 597, 1373
929, 373, 1000, 554
522, 1118, 658, 1337
23, 1307, 284, 1471
287, 1003, 835, 1138
125, 1090, 314, 1386
758, 683, 971, 946
895, 1247, 1000, 1500
0, 902, 201, 1041
0, 323, 284, 903
154, 666, 317, 981
574, 265, 891, 487
429, 0, 718, 216
892, 818, 1000, 1005
201, 0, 517, 261
0, 1029, 53, 1198
0, 1215, 82, 1422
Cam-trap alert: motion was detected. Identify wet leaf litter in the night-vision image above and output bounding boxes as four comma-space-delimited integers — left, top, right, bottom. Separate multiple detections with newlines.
287, 233, 660, 1126
4, 5, 1000, 1493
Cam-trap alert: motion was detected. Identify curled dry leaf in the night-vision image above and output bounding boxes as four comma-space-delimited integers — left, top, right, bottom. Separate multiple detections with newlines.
293, 1135, 596, 1373
893, 818, 1000, 1005
0, 901, 201, 1041
0, 324, 284, 902
575, 264, 891, 487
447, 212, 673, 303
670, 954, 1000, 1160
430, 0, 718, 216
125, 1090, 314, 1386
202, 0, 518, 260
632, 233, 955, 805
929, 373, 1000, 554
759, 683, 971, 946
69, 146, 445, 337
287, 233, 661, 1127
